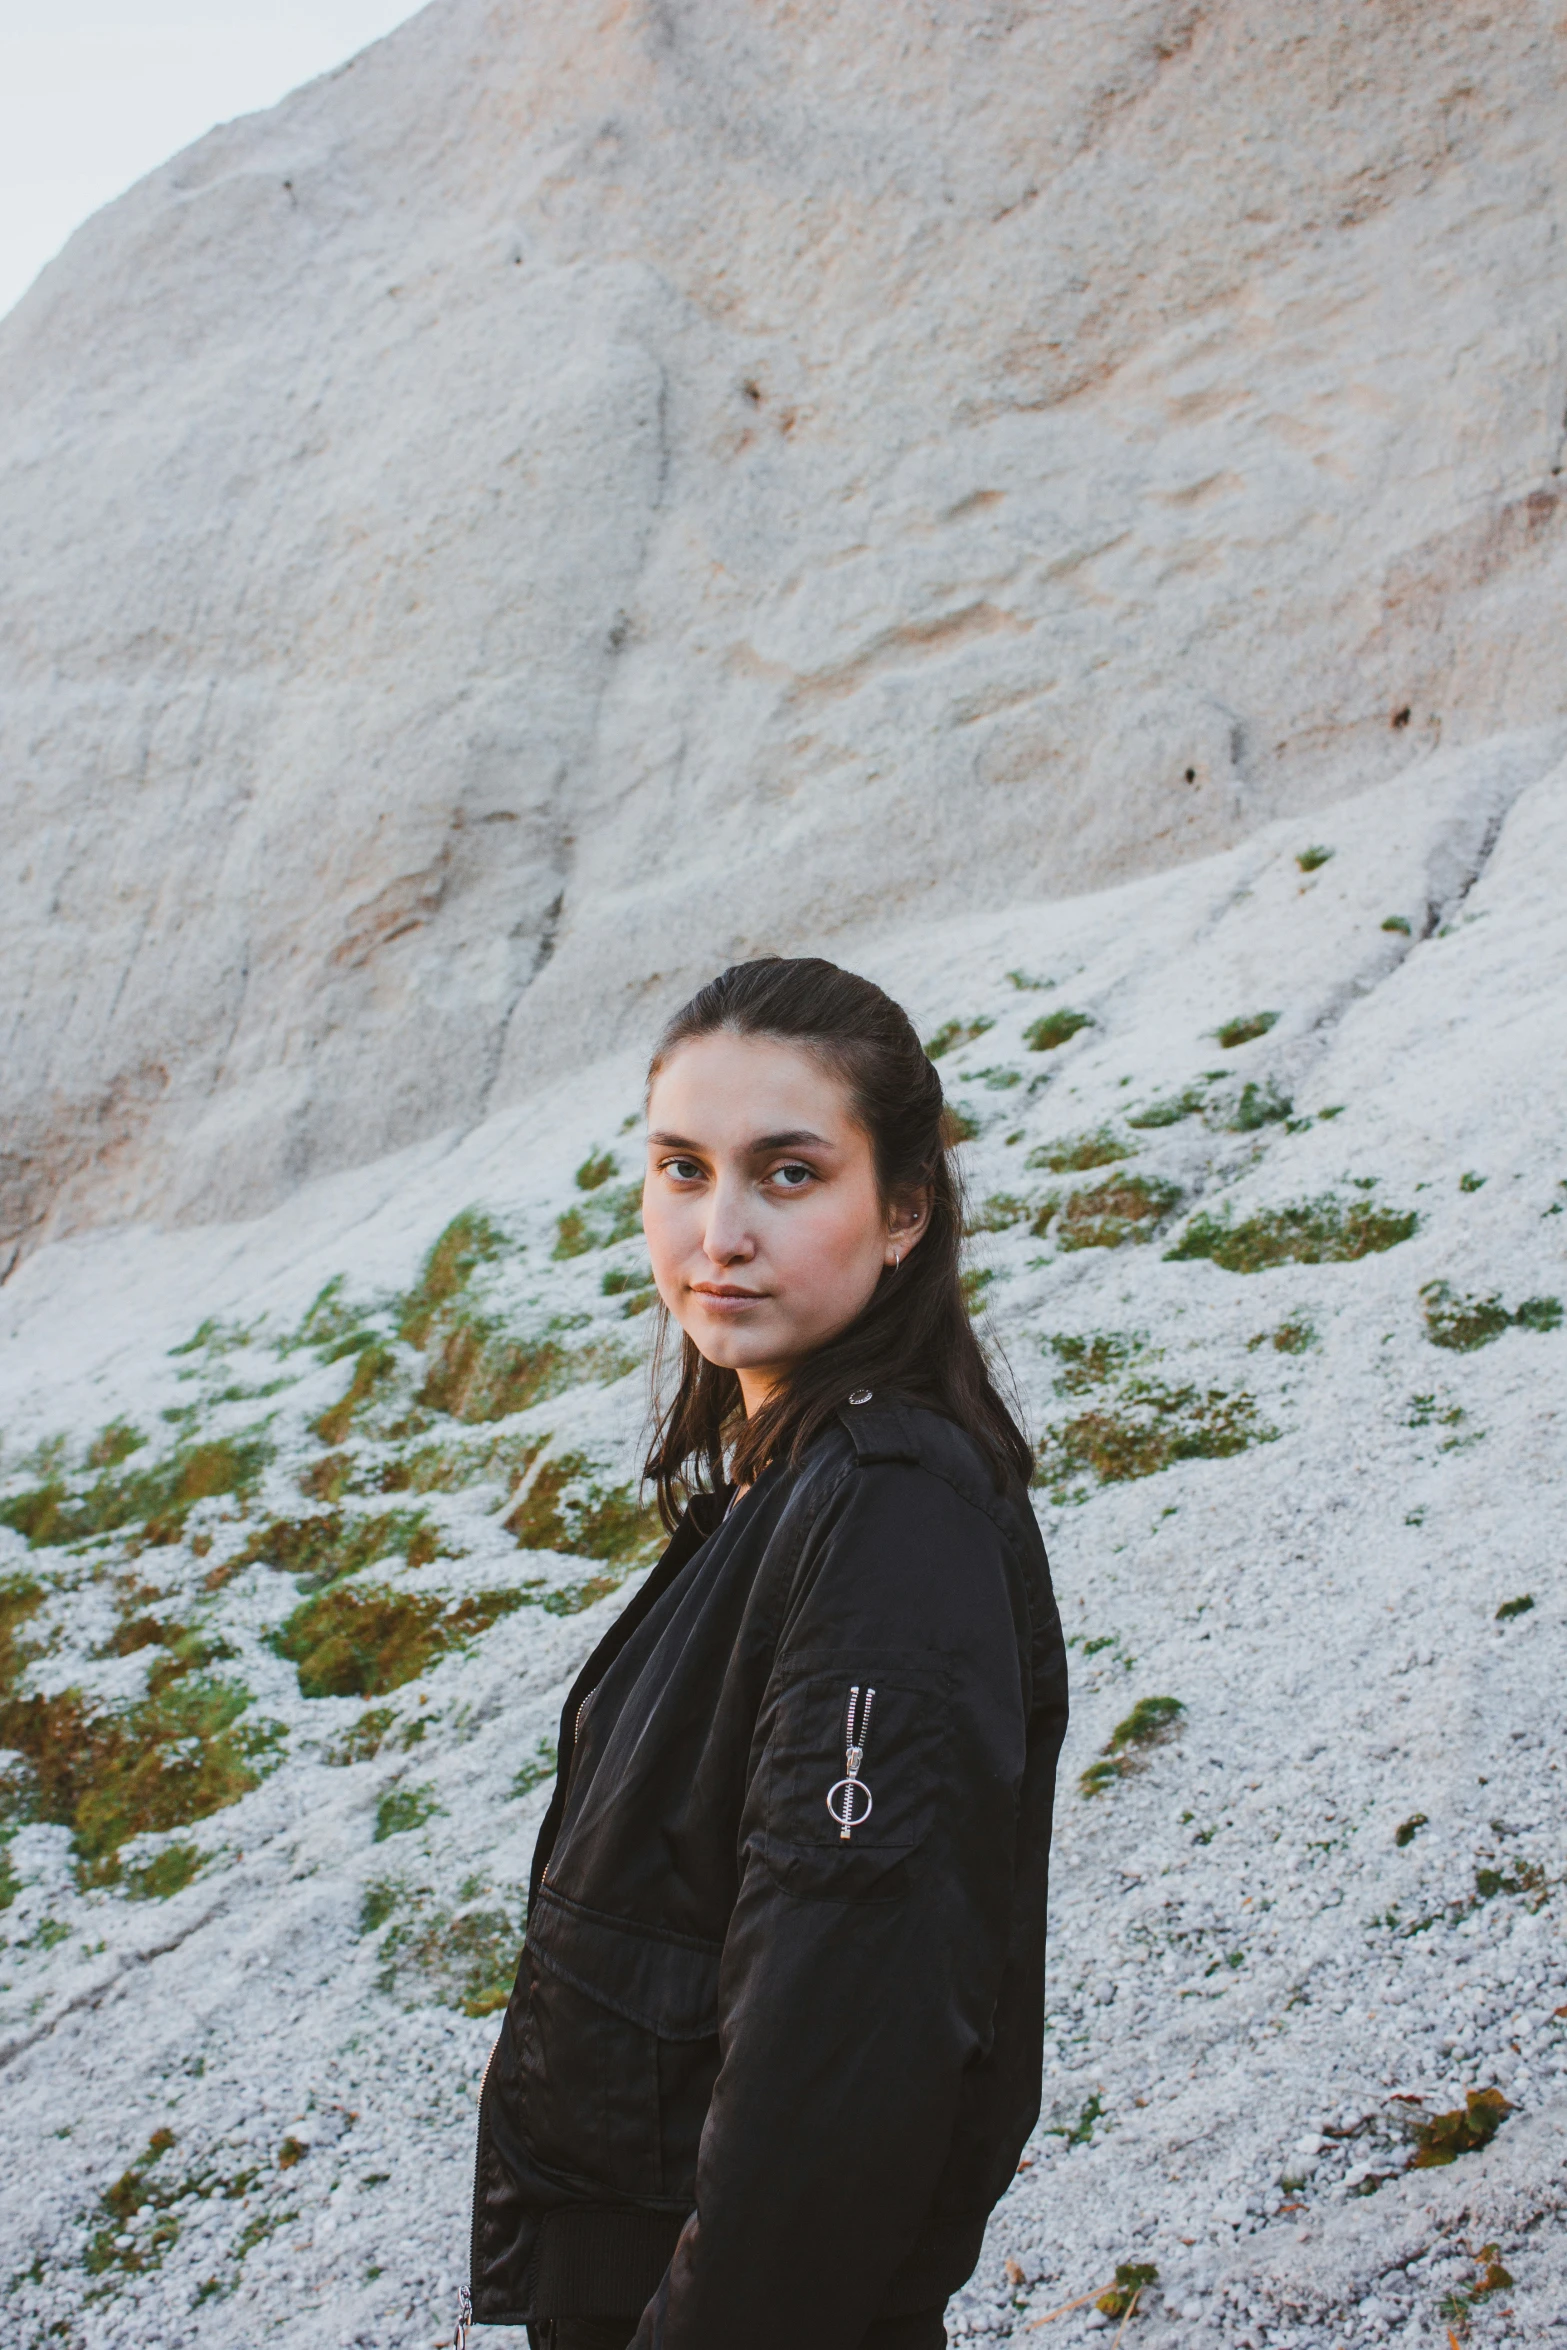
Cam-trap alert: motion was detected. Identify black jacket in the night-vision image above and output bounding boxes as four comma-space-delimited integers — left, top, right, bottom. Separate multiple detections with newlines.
470, 1394, 1069, 2345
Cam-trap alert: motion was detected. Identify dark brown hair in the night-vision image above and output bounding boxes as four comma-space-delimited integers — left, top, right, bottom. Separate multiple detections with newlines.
642, 955, 1031, 1526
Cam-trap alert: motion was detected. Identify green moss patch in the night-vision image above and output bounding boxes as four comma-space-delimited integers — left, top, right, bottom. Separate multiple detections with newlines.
969, 1193, 1034, 1234
1, 1670, 282, 1887
1080, 1696, 1185, 1795
1247, 1318, 1316, 1354
228, 1508, 442, 1593
360, 1877, 401, 1932
1495, 1594, 1534, 1622
1167, 1196, 1417, 1272
82, 2134, 268, 2288
84, 2128, 181, 2277
0, 1572, 45, 1690
2, 1573, 281, 1880
328, 1706, 398, 1765
1421, 1281, 1562, 1351
302, 1431, 545, 1506
1043, 2091, 1102, 2145
377, 1431, 545, 1497
1214, 1010, 1279, 1049
168, 1315, 260, 1361
274, 1582, 532, 1700
1296, 845, 1333, 873
87, 1420, 145, 1470
1027, 1127, 1131, 1173
1406, 2087, 1512, 2168
373, 1892, 525, 2016
1, 1429, 273, 1553
504, 1452, 662, 1565
602, 1266, 657, 1316
102, 1615, 233, 1672
374, 1782, 442, 1842
511, 1738, 558, 1798
418, 1320, 600, 1422
322, 1203, 641, 1426
287, 1275, 382, 1356
1127, 1086, 1205, 1129
575, 1150, 618, 1191
1025, 1008, 1093, 1053
1057, 1174, 1182, 1250
125, 1842, 206, 1901
298, 1451, 352, 1504
960, 1266, 995, 1316
1098, 2264, 1159, 2319
1225, 1079, 1293, 1131
552, 1183, 644, 1259
1035, 1380, 1271, 1495
1473, 1859, 1546, 1904
923, 1016, 993, 1060
1436, 2246, 1514, 2325
312, 1345, 397, 1445
1047, 1332, 1147, 1393
397, 1213, 506, 1349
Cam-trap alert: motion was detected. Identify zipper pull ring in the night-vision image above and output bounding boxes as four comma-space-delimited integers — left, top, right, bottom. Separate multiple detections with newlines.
454, 2283, 473, 2347
826, 1683, 876, 1842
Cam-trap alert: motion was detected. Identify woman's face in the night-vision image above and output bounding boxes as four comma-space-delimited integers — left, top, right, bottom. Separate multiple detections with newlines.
643, 1030, 926, 1410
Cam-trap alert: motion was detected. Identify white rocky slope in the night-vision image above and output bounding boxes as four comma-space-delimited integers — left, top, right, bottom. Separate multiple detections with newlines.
2, 734, 1564, 2349
4, 0, 1567, 1253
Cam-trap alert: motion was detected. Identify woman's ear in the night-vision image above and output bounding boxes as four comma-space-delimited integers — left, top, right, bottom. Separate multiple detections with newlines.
884, 1184, 933, 1266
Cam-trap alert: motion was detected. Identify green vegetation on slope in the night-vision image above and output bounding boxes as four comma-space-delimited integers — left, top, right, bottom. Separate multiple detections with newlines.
1056, 1174, 1182, 1250
504, 1452, 662, 1568
1420, 1281, 1562, 1351
1080, 1696, 1186, 1795
1025, 1008, 1093, 1052
0, 1580, 284, 1885
1167, 1196, 1417, 1272
1027, 1127, 1131, 1173
1, 1429, 273, 1552
273, 1583, 533, 1701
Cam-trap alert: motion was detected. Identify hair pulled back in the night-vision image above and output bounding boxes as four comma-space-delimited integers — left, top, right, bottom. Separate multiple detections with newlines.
642, 955, 1032, 1526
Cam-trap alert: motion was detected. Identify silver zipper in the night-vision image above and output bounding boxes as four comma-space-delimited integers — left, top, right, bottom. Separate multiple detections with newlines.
826, 1683, 876, 1841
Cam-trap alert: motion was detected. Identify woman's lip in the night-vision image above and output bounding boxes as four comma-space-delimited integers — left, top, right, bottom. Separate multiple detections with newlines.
690, 1286, 767, 1303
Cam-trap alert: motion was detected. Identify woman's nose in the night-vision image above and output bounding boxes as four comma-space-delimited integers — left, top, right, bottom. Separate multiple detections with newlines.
702, 1176, 756, 1263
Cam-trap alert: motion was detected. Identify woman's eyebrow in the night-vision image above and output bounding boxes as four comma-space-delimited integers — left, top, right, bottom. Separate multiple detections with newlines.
750, 1129, 830, 1152
647, 1127, 832, 1152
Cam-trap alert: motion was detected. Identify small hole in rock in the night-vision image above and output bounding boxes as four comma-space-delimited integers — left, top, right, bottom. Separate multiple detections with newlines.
1392, 707, 1411, 728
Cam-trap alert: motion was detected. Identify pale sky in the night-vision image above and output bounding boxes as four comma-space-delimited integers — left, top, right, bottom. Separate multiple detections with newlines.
0, 0, 426, 321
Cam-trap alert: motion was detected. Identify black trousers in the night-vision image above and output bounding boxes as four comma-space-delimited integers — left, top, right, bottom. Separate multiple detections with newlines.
529, 2312, 947, 2349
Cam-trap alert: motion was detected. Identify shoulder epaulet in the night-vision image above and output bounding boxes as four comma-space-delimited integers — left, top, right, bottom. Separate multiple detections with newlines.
834, 1390, 922, 1465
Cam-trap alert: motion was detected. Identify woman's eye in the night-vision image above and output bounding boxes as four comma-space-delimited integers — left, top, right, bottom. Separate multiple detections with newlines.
663, 1158, 704, 1183
770, 1163, 814, 1190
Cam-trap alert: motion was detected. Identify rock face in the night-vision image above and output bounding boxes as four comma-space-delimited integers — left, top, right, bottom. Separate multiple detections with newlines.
2, 0, 1565, 1257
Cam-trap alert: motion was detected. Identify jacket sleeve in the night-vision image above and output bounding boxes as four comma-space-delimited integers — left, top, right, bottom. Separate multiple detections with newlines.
632, 1459, 1032, 2350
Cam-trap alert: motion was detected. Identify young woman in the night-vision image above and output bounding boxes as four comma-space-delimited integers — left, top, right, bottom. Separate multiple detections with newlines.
465, 957, 1069, 2350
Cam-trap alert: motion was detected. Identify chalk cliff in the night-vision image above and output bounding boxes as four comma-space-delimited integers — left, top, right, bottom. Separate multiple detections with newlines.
3, 0, 1565, 1259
